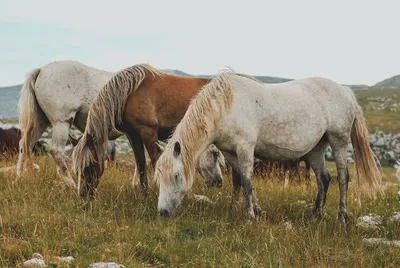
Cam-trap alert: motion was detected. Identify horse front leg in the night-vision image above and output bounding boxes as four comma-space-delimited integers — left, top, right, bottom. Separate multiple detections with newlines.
126, 129, 149, 196
236, 144, 261, 220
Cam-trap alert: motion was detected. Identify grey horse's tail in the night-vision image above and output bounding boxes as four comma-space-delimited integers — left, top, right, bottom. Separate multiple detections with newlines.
350, 102, 383, 196
19, 68, 47, 159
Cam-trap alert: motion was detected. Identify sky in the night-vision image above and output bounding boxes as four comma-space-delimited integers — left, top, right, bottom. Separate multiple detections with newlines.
1, 0, 400, 86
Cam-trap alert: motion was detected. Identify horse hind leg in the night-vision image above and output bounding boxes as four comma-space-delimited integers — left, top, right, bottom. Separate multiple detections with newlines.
50, 122, 76, 188
16, 117, 49, 177
307, 137, 331, 219
327, 133, 351, 225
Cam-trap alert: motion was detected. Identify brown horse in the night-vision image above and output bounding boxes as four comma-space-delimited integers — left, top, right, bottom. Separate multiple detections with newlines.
0, 127, 46, 159
72, 64, 213, 197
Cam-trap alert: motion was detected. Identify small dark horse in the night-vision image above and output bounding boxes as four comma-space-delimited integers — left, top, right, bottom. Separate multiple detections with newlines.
0, 127, 46, 158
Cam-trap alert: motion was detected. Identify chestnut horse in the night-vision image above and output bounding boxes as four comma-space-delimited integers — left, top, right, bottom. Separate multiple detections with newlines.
72, 64, 218, 197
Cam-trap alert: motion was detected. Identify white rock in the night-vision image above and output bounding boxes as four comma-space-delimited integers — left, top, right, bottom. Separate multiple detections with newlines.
55, 256, 75, 263
356, 215, 382, 229
192, 194, 215, 204
389, 212, 400, 223
89, 262, 125, 268
23, 253, 46, 267
282, 221, 293, 231
363, 238, 400, 247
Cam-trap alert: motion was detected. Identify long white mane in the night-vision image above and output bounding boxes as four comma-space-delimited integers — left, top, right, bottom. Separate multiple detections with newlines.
155, 71, 262, 189
73, 64, 163, 176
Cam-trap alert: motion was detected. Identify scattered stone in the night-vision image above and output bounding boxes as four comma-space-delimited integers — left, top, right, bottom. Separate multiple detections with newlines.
55, 256, 74, 264
356, 215, 383, 229
363, 238, 400, 247
89, 262, 125, 268
23, 253, 46, 267
282, 221, 294, 231
192, 194, 215, 204
388, 212, 400, 223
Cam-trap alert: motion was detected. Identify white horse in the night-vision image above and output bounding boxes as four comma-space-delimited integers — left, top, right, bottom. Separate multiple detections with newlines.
17, 60, 224, 191
155, 73, 382, 223
18, 61, 117, 187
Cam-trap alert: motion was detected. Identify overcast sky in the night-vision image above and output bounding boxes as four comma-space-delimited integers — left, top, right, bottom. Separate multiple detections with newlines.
0, 0, 399, 86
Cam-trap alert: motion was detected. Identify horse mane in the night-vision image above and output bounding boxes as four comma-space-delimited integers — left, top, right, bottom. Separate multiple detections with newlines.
72, 64, 164, 175
156, 71, 252, 189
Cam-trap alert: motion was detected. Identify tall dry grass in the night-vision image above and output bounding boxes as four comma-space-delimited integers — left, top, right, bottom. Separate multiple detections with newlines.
0, 156, 400, 267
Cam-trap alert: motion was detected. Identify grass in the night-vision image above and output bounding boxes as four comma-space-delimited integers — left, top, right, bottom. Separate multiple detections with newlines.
0, 156, 400, 267
354, 87, 400, 133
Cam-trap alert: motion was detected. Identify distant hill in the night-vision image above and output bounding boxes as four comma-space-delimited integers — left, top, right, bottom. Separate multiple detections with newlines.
0, 84, 22, 119
0, 84, 22, 91
372, 75, 400, 89
6, 70, 400, 119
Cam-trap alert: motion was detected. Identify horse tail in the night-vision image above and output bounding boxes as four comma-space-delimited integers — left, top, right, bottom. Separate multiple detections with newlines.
72, 64, 163, 176
19, 68, 45, 159
350, 101, 383, 196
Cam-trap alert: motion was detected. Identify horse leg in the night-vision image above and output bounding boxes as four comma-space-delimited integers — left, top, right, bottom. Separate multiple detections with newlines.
328, 134, 350, 225
126, 129, 149, 196
220, 152, 241, 205
305, 157, 311, 185
307, 138, 331, 219
137, 125, 161, 169
236, 144, 260, 220
50, 122, 76, 188
17, 119, 49, 177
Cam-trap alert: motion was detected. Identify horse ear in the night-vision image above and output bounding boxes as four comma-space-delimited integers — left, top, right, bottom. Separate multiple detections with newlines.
173, 141, 181, 157
86, 134, 94, 149
69, 134, 79, 147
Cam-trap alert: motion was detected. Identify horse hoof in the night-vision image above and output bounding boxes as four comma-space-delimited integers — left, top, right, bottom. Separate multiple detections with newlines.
245, 211, 256, 220
338, 213, 349, 225
253, 205, 263, 218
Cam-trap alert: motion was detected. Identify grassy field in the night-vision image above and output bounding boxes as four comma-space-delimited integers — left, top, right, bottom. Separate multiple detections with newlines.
1, 155, 400, 267
354, 87, 400, 133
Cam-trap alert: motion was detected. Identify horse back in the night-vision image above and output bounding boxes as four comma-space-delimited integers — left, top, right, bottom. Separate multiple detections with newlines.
123, 74, 209, 132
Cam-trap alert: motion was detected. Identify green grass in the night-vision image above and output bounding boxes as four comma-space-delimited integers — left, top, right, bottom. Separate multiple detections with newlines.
354, 88, 400, 133
1, 156, 400, 267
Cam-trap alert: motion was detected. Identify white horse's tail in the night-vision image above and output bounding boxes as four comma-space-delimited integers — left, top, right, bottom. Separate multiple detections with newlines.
19, 68, 44, 159
350, 102, 383, 196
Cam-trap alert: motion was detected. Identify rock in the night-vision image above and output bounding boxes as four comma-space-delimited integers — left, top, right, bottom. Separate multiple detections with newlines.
356, 215, 383, 229
192, 194, 215, 204
55, 256, 74, 264
389, 212, 400, 223
363, 238, 400, 247
89, 262, 125, 268
23, 253, 46, 267
282, 221, 293, 231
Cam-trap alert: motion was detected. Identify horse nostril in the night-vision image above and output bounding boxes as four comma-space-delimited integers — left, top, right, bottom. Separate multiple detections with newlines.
159, 209, 169, 217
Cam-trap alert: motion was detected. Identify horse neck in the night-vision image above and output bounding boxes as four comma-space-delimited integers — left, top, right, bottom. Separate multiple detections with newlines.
178, 117, 217, 182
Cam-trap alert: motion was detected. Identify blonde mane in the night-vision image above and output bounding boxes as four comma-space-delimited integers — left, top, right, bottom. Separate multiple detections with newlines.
156, 71, 252, 188
73, 64, 163, 175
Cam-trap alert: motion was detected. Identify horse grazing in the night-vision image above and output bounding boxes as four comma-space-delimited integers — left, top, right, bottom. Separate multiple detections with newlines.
17, 60, 123, 188
68, 134, 116, 167
155, 73, 382, 224
72, 64, 224, 197
0, 127, 46, 158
